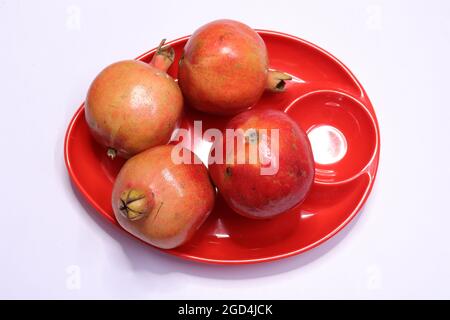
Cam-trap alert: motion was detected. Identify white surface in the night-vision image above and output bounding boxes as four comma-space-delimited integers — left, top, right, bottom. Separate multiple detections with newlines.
1, 0, 449, 299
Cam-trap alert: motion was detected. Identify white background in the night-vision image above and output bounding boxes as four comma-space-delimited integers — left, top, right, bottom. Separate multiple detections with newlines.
1, 0, 449, 299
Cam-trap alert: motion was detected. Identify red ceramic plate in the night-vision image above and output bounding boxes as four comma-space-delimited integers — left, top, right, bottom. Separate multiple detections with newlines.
65, 30, 380, 264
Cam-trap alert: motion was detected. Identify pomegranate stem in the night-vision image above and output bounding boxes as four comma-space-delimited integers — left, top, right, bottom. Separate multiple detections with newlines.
266, 70, 292, 92
149, 38, 175, 72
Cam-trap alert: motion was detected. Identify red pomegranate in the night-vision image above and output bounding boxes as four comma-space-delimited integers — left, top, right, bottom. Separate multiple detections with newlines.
209, 109, 314, 219
178, 19, 291, 115
112, 145, 215, 249
85, 40, 183, 159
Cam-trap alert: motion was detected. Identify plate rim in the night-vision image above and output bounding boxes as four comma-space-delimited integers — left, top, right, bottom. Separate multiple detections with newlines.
64, 30, 380, 265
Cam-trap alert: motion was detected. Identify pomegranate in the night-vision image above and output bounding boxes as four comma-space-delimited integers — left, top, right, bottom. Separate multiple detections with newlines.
208, 109, 314, 219
112, 145, 215, 249
178, 19, 291, 115
85, 40, 183, 159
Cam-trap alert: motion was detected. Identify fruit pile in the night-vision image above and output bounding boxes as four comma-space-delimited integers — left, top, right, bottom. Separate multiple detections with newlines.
85, 19, 315, 249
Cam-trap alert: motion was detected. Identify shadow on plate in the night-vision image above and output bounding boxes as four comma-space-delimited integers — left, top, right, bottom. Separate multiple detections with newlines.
67, 174, 368, 280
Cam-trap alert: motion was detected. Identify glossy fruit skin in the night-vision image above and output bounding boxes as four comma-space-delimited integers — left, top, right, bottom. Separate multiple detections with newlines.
209, 109, 315, 219
65, 32, 380, 264
85, 60, 183, 158
112, 145, 215, 249
178, 19, 268, 115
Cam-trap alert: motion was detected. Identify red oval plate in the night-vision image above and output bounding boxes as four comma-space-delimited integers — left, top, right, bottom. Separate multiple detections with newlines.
64, 30, 380, 264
